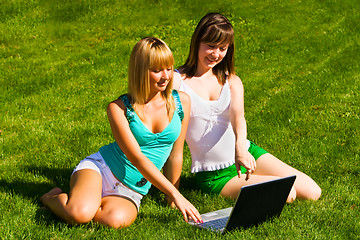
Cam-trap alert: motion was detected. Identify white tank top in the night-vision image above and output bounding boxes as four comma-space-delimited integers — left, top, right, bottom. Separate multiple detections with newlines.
179, 79, 250, 173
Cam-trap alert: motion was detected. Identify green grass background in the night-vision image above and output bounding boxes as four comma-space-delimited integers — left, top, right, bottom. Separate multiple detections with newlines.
1, 0, 359, 239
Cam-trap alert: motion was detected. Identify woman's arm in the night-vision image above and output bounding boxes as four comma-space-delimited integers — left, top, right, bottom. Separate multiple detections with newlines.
163, 91, 191, 208
106, 98, 201, 223
172, 71, 182, 90
228, 75, 256, 180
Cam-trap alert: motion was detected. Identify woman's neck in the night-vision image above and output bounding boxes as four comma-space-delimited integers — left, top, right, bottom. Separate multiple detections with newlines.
144, 91, 164, 105
194, 66, 213, 78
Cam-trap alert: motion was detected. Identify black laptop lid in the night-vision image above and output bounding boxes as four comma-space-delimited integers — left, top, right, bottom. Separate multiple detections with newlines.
225, 175, 296, 231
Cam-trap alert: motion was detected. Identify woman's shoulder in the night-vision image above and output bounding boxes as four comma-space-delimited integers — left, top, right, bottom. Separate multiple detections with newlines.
107, 96, 128, 114
176, 91, 190, 121
105, 97, 130, 125
227, 74, 243, 89
172, 89, 190, 105
173, 70, 185, 90
227, 74, 241, 82
177, 90, 190, 104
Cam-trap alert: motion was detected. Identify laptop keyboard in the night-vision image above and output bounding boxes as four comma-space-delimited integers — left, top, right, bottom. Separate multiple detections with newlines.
199, 217, 229, 230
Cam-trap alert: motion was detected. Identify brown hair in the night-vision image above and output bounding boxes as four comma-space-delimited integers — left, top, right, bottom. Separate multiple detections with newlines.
179, 13, 235, 85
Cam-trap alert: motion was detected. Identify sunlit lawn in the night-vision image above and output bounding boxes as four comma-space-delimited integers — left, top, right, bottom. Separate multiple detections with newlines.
1, 0, 359, 239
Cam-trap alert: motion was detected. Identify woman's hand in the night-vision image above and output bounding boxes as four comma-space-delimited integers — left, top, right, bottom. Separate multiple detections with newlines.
171, 192, 203, 224
165, 195, 176, 209
235, 146, 256, 180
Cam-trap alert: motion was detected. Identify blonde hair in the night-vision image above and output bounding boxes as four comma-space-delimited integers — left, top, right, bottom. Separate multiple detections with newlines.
128, 37, 175, 120
179, 13, 235, 85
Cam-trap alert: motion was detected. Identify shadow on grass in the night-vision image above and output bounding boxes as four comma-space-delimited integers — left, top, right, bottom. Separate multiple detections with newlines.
0, 166, 72, 199
0, 166, 201, 227
137, 175, 207, 228
146, 173, 199, 203
0, 165, 74, 226
178, 173, 199, 191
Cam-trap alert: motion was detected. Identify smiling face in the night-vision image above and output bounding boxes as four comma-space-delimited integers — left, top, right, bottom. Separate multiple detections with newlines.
180, 13, 235, 82
128, 37, 175, 104
197, 42, 229, 71
148, 67, 173, 93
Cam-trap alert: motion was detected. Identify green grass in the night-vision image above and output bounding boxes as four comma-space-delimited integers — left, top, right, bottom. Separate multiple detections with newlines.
1, 0, 359, 239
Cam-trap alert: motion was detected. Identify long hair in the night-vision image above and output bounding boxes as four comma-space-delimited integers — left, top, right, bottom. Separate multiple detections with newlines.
179, 13, 235, 85
128, 37, 175, 119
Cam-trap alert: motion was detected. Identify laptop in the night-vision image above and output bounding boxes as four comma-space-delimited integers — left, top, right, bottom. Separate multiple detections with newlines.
189, 175, 296, 234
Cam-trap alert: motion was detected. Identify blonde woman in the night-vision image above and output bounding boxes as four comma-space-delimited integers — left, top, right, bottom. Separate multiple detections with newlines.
40, 37, 202, 228
173, 13, 321, 203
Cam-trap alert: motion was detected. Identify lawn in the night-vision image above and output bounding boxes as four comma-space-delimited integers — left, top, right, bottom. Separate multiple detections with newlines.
1, 0, 359, 239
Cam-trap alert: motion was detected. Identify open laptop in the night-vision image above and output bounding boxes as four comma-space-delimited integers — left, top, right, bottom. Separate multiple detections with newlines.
189, 175, 296, 234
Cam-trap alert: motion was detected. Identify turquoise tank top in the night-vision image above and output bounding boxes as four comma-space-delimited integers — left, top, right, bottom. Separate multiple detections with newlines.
99, 90, 184, 195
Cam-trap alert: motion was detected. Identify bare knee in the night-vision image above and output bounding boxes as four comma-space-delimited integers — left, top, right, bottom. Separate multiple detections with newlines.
67, 204, 97, 225
95, 208, 137, 228
109, 210, 137, 228
305, 185, 322, 201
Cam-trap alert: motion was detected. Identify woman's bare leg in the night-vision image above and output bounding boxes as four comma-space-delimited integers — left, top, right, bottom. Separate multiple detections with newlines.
254, 153, 321, 200
40, 169, 102, 224
221, 153, 320, 202
220, 174, 297, 203
93, 196, 138, 228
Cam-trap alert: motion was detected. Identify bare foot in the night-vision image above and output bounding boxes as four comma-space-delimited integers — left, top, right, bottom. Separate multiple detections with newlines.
40, 187, 63, 206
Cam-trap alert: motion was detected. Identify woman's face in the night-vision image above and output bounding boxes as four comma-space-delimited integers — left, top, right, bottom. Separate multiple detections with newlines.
197, 42, 229, 70
148, 67, 172, 93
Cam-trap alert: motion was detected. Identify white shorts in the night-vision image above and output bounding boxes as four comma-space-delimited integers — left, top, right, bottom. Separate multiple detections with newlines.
72, 152, 143, 211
